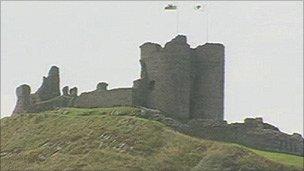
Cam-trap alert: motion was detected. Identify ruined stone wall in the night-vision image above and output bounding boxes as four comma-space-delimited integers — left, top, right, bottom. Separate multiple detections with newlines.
12, 85, 32, 115
132, 78, 148, 107
72, 88, 133, 108
139, 44, 161, 109
30, 96, 72, 113
139, 36, 224, 120
35, 66, 61, 101
12, 66, 64, 115
190, 44, 225, 120
140, 36, 192, 119
188, 118, 304, 156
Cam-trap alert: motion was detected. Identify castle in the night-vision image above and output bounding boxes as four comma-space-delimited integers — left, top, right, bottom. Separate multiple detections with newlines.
13, 35, 224, 121
12, 35, 303, 156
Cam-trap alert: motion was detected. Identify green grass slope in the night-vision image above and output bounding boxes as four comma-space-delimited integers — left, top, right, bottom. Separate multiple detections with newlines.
1, 107, 303, 171
249, 148, 303, 169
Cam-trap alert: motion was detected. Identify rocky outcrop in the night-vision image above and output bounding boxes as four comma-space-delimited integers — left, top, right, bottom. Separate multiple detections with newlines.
35, 66, 60, 101
12, 84, 32, 115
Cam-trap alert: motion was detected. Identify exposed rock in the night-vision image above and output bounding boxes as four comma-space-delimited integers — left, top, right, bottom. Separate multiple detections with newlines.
12, 84, 32, 115
35, 66, 60, 101
62, 86, 69, 96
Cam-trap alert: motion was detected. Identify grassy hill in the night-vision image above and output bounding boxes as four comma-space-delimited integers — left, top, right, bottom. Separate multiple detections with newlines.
1, 107, 303, 171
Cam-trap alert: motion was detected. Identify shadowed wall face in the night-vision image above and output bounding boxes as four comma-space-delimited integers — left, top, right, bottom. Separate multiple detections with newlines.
191, 44, 225, 120
140, 36, 192, 119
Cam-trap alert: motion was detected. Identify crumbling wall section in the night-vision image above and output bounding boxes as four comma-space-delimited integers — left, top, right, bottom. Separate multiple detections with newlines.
188, 118, 304, 156
139, 35, 192, 119
35, 66, 61, 101
72, 88, 133, 108
132, 79, 148, 107
30, 96, 73, 113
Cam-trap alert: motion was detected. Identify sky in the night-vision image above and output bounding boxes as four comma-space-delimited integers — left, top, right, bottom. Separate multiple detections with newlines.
1, 1, 303, 135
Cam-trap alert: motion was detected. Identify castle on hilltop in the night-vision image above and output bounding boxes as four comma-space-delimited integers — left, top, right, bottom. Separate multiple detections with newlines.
13, 35, 225, 121
12, 35, 303, 156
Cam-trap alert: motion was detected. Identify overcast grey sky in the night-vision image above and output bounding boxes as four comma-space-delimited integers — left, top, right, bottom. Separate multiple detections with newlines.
1, 1, 303, 135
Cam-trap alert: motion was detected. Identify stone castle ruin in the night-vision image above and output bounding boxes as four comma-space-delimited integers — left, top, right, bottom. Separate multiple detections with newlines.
12, 35, 303, 156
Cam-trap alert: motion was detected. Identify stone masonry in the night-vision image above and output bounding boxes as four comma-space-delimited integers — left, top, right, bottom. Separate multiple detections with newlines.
11, 35, 303, 156
12, 84, 32, 115
137, 35, 224, 120
35, 66, 60, 101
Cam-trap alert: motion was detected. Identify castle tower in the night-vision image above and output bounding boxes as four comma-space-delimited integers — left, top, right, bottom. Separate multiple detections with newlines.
139, 35, 192, 119
138, 35, 225, 120
190, 43, 225, 120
